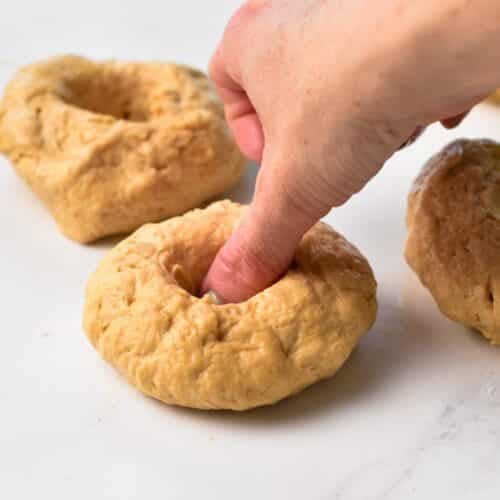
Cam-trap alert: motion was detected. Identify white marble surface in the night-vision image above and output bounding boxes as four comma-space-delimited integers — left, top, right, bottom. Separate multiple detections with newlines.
1, 2, 499, 499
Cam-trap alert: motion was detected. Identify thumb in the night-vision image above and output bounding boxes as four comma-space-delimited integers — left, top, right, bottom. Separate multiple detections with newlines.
201, 169, 326, 303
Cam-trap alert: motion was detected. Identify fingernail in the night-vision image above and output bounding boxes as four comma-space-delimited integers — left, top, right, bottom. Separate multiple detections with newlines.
206, 290, 223, 305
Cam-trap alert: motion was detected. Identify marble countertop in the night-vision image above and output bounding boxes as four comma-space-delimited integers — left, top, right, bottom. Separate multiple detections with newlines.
0, 2, 499, 499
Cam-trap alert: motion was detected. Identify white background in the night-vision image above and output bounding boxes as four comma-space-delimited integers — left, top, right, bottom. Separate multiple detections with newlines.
1, 2, 499, 499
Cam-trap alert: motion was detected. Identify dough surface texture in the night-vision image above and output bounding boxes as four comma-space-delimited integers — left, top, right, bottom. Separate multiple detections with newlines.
83, 201, 378, 410
406, 139, 500, 344
0, 55, 245, 242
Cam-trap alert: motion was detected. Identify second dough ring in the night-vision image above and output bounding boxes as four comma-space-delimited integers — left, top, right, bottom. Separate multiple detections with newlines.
0, 55, 246, 242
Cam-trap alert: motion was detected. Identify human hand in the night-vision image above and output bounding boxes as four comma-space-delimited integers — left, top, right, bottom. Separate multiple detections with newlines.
202, 0, 499, 303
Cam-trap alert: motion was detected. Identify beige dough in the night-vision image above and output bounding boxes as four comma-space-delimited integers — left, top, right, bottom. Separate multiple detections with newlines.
0, 55, 245, 243
83, 200, 378, 410
406, 139, 500, 344
489, 90, 500, 106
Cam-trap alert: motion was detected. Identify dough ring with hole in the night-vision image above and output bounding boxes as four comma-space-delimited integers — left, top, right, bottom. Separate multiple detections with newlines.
406, 139, 500, 345
83, 200, 378, 411
0, 55, 246, 243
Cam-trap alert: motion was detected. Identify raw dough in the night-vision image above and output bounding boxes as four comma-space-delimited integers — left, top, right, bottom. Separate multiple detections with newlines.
83, 200, 378, 410
489, 90, 500, 106
0, 55, 245, 243
406, 139, 500, 344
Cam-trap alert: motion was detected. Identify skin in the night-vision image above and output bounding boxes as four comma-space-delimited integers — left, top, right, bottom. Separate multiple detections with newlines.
201, 0, 500, 303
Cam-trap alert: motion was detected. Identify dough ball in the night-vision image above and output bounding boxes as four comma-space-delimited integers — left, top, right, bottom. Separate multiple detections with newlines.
406, 139, 500, 344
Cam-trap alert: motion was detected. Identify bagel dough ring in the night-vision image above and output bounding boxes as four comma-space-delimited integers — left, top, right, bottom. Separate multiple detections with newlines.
83, 200, 378, 411
406, 139, 500, 344
0, 55, 246, 243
